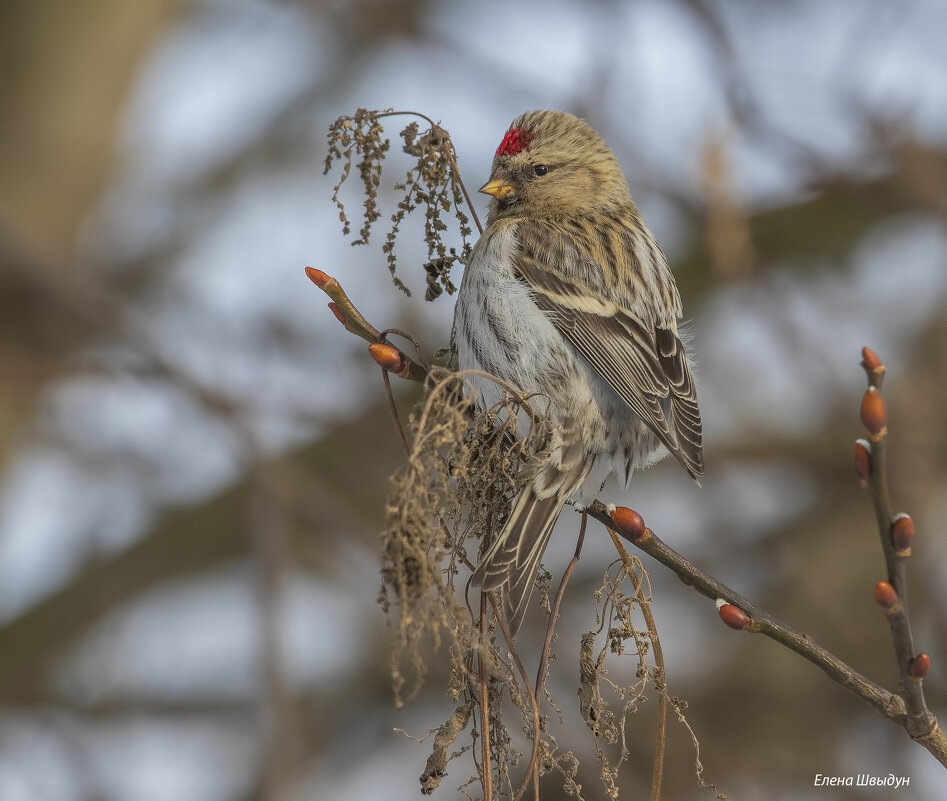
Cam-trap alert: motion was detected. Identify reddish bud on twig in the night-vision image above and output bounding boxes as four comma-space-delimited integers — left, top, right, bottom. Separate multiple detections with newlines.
368, 342, 405, 373
305, 266, 331, 289
910, 653, 932, 680
610, 506, 647, 541
327, 302, 346, 326
860, 387, 887, 438
861, 346, 884, 374
853, 439, 872, 484
891, 513, 915, 556
716, 599, 750, 630
874, 581, 899, 611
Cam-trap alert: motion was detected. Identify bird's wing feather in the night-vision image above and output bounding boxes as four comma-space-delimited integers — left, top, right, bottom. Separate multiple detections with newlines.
514, 222, 703, 479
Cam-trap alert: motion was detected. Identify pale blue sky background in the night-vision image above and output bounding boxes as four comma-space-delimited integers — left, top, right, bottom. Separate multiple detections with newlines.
1, 1, 945, 798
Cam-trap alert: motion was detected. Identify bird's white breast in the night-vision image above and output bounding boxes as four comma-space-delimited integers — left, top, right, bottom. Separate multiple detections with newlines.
454, 221, 666, 500
456, 223, 568, 413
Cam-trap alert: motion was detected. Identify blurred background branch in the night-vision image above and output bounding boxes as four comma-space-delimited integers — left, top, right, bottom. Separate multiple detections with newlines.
0, 1, 945, 799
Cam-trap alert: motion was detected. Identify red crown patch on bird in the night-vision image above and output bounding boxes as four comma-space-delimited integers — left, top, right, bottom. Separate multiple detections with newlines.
495, 126, 533, 158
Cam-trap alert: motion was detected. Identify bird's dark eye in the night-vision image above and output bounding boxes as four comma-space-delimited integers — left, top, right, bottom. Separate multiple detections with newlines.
533, 164, 549, 176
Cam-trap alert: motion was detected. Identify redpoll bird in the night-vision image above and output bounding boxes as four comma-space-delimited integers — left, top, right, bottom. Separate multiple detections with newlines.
455, 110, 703, 634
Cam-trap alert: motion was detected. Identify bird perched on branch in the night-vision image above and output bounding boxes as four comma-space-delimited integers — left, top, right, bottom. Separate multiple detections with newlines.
455, 110, 702, 634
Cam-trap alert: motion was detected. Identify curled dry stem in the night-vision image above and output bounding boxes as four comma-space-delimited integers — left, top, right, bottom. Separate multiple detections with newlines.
373, 109, 483, 237
511, 514, 589, 801
606, 530, 666, 801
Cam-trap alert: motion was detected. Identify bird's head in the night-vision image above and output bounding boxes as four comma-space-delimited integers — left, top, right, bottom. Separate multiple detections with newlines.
480, 110, 632, 221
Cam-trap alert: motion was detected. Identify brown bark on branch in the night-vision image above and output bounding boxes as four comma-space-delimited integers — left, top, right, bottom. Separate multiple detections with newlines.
856, 348, 938, 743
305, 267, 429, 384
306, 274, 947, 771
601, 499, 945, 765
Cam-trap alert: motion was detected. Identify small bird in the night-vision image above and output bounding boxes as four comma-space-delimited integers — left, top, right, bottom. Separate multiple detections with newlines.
454, 110, 702, 634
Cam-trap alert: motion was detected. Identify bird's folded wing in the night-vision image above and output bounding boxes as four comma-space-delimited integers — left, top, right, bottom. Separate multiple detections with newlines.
513, 229, 703, 479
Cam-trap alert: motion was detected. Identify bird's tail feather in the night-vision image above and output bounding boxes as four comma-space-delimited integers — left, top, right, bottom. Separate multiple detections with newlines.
472, 420, 592, 634
472, 486, 564, 634
472, 415, 594, 634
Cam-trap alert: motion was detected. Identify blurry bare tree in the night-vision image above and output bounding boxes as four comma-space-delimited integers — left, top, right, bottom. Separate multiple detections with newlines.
0, 1, 944, 800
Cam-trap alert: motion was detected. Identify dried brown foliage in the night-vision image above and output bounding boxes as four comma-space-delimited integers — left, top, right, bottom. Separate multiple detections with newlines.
376, 369, 709, 798
324, 108, 721, 800
379, 369, 548, 703
324, 109, 475, 299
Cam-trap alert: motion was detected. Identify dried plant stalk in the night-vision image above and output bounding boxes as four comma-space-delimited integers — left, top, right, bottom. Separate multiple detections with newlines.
379, 369, 550, 702
324, 109, 477, 299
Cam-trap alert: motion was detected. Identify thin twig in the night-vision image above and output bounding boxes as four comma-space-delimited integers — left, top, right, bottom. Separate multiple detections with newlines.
599, 503, 947, 767
311, 282, 947, 767
479, 593, 493, 801
380, 369, 410, 456
304, 267, 430, 382
514, 514, 589, 801
537, 514, 588, 693
460, 555, 540, 801
607, 530, 666, 801
493, 603, 543, 801
857, 349, 935, 740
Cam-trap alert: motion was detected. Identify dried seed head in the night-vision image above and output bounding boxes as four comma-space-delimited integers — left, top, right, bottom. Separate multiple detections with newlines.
324, 110, 473, 300
379, 368, 523, 705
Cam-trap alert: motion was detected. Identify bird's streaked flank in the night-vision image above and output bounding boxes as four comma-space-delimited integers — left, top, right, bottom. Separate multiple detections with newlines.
455, 110, 703, 634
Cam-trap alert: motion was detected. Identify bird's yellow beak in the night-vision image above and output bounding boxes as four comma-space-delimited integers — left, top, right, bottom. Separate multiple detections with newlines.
479, 177, 514, 199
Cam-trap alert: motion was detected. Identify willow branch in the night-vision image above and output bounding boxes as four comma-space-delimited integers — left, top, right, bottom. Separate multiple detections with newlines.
304, 267, 429, 383
308, 279, 946, 768
855, 347, 936, 740
601, 505, 945, 767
